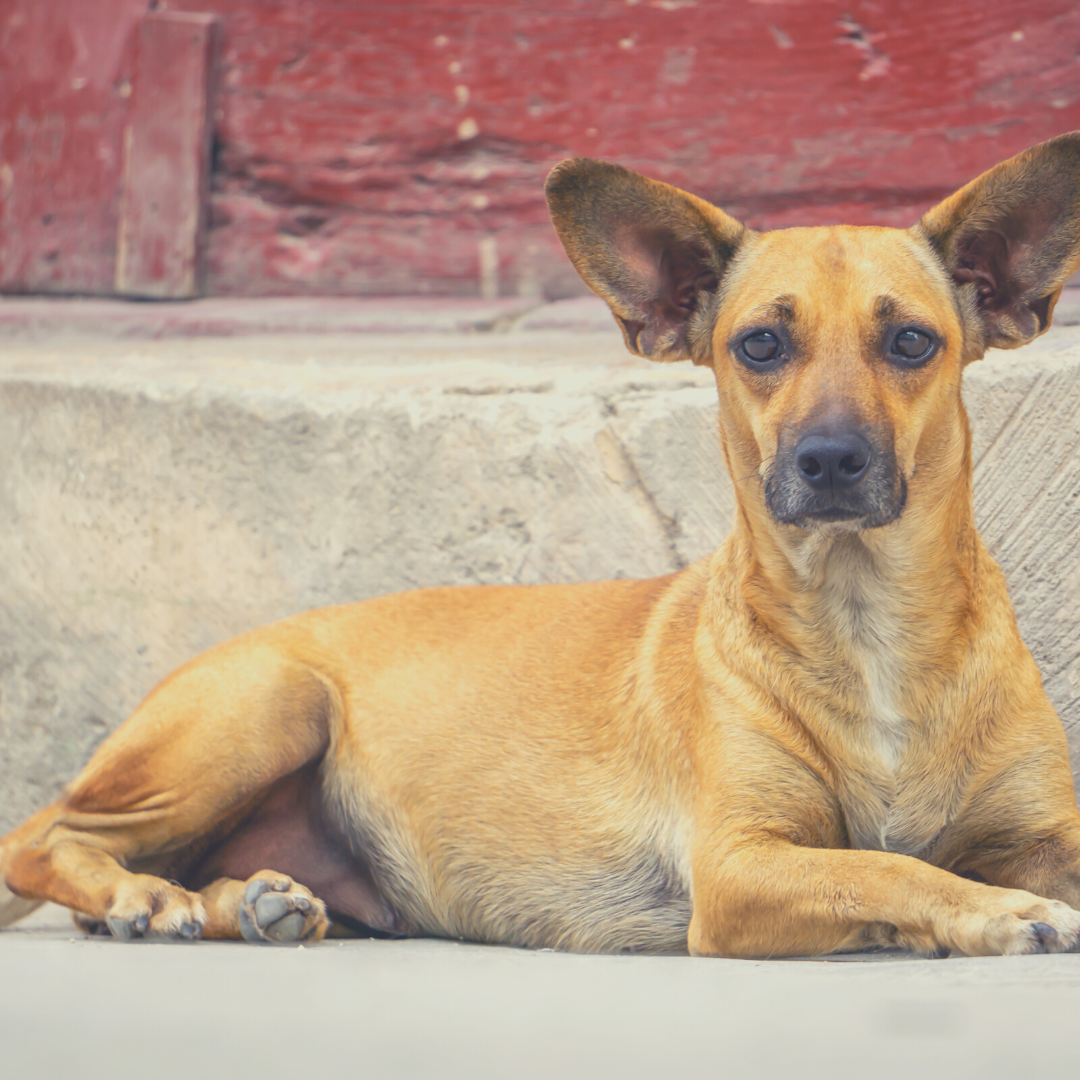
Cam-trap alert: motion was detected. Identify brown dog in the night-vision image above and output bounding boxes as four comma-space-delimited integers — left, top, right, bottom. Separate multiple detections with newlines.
5, 134, 1080, 957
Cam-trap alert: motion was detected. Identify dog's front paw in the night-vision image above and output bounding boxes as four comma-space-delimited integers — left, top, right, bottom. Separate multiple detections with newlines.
957, 892, 1080, 956
238, 871, 328, 944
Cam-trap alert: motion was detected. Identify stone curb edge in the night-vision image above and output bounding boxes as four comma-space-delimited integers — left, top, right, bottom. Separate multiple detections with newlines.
0, 295, 619, 339
4, 287, 1080, 340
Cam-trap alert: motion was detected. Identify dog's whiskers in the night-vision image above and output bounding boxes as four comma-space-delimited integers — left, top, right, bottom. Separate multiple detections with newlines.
733, 456, 776, 485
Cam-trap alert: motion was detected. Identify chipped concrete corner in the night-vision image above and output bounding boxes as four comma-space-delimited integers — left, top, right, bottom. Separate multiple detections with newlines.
2, 319, 1080, 832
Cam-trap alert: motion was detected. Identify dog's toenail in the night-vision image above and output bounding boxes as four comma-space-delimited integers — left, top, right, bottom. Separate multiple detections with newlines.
1032, 921, 1058, 944
135, 914, 149, 933
274, 879, 290, 891
108, 916, 135, 941
244, 879, 270, 906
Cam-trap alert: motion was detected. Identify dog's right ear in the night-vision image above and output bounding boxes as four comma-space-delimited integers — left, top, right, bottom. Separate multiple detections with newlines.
545, 159, 747, 363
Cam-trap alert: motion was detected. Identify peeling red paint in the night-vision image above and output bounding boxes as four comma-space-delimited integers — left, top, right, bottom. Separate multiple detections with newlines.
3, 1, 1080, 298
0, 0, 146, 293
835, 16, 891, 81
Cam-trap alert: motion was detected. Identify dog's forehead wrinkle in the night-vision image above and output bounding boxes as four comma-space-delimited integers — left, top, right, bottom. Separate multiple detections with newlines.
734, 296, 796, 330
875, 294, 897, 320
724, 234, 956, 345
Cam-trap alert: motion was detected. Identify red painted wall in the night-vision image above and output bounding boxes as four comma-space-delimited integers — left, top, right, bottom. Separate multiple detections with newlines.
0, 0, 146, 293
4, 1, 1080, 298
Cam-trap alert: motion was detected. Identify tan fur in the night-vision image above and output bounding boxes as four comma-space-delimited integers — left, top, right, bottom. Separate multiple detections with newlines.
6, 135, 1080, 956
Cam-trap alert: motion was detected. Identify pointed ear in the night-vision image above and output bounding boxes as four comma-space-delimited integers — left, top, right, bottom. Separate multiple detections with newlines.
545, 159, 747, 362
917, 132, 1080, 350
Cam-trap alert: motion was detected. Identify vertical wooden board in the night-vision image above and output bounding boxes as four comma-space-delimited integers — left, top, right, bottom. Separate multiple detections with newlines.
0, 0, 145, 295
115, 13, 220, 299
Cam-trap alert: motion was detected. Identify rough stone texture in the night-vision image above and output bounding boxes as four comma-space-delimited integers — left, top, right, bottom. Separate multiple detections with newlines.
964, 331, 1080, 777
3, 314, 1080, 832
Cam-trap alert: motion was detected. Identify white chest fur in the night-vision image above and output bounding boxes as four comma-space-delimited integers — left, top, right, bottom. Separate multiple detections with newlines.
809, 542, 936, 855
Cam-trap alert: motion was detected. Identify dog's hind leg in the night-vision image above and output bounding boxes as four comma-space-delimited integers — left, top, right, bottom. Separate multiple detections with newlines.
0, 812, 53, 929
0, 642, 336, 941
0, 884, 42, 930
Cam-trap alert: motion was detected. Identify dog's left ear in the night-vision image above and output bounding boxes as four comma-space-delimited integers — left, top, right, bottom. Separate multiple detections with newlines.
917, 131, 1080, 350
546, 159, 746, 362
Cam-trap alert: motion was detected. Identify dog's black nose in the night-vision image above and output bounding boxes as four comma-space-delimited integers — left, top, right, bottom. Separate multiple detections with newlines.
795, 433, 872, 491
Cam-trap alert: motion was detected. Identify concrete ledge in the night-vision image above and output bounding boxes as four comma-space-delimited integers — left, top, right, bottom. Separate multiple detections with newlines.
514, 296, 621, 333
2, 288, 1080, 341
2, 320, 1080, 831
0, 296, 548, 338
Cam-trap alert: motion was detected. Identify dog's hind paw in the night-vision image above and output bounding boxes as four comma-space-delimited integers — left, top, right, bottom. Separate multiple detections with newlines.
72, 911, 111, 936
103, 876, 206, 942
238, 871, 328, 944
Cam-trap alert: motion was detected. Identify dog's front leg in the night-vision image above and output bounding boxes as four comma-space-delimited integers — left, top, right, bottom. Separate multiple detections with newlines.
688, 840, 1080, 958
932, 734, 1080, 912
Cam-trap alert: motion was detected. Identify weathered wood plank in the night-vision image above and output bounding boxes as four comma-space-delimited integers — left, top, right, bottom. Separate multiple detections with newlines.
5, 0, 1080, 297
0, 0, 145, 294
194, 0, 1080, 297
115, 12, 220, 298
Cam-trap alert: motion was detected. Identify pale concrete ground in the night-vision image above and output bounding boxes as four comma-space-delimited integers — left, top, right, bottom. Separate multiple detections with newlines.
5, 903, 1080, 1080
6, 295, 1080, 1078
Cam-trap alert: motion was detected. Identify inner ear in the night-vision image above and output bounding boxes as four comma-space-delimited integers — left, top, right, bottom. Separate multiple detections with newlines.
917, 132, 1080, 351
951, 208, 1061, 340
546, 159, 745, 363
613, 226, 721, 356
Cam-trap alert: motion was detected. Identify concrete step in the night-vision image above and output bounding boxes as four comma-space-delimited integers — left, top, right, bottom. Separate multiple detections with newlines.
0, 295, 551, 338
2, 315, 1080, 830
4, 289, 1080, 340
5, 287, 1075, 342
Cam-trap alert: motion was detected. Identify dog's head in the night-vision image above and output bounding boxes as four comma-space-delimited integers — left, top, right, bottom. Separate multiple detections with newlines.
546, 135, 1080, 531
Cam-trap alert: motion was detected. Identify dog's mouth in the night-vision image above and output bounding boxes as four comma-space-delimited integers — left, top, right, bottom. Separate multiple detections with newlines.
800, 506, 867, 524
763, 463, 907, 531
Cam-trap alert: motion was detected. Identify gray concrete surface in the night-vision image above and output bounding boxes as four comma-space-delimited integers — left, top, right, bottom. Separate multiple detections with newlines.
5, 296, 1080, 831
0, 294, 548, 337
4, 904, 1080, 1080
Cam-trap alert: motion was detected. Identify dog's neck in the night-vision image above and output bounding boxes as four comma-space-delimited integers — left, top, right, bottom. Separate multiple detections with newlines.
720, 403, 979, 738
714, 403, 980, 851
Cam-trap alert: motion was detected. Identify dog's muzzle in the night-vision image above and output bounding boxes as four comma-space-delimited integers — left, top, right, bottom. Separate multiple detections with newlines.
764, 428, 906, 529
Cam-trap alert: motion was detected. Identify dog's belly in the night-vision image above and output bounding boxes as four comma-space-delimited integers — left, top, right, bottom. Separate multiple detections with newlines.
322, 773, 693, 953
319, 750, 693, 953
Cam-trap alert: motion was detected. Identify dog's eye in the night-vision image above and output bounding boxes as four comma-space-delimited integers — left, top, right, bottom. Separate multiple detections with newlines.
891, 329, 935, 363
740, 332, 781, 364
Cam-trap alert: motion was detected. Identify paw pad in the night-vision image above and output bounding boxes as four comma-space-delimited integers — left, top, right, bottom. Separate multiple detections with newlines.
238, 874, 326, 944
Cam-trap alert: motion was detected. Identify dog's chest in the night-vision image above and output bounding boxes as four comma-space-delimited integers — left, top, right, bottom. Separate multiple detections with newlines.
815, 563, 945, 856
838, 667, 937, 856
